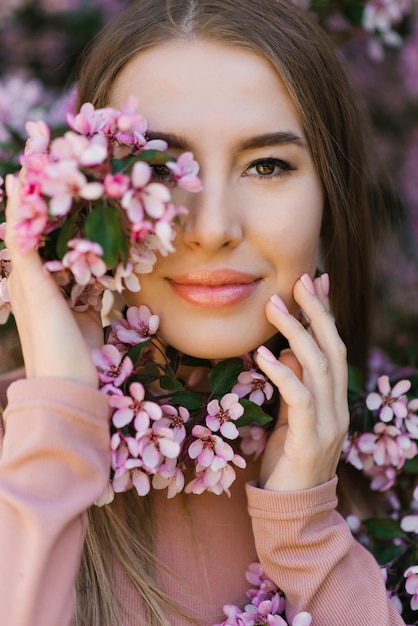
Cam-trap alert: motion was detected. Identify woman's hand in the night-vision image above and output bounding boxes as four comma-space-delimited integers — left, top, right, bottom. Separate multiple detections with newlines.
4, 174, 103, 387
256, 272, 349, 491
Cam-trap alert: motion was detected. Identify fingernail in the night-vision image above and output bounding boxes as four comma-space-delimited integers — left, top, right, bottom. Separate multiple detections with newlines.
300, 273, 315, 295
320, 273, 330, 297
257, 345, 277, 363
270, 294, 289, 314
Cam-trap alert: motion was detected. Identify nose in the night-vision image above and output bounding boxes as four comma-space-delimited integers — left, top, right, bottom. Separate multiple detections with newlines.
182, 176, 243, 252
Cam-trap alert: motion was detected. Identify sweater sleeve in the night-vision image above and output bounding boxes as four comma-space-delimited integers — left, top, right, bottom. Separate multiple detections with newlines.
0, 378, 111, 626
246, 477, 405, 626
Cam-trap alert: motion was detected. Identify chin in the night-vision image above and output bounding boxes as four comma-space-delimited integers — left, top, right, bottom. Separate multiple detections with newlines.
158, 320, 278, 360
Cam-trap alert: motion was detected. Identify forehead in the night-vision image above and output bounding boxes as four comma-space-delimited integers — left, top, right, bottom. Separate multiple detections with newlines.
110, 40, 305, 144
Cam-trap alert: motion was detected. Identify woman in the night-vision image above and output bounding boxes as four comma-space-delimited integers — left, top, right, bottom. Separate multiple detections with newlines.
0, 1, 404, 625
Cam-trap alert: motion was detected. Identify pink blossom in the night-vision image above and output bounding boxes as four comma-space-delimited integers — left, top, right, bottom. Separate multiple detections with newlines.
66, 102, 106, 136
109, 261, 141, 293
60, 238, 107, 285
152, 457, 185, 498
115, 97, 146, 135
292, 614, 312, 626
12, 192, 48, 252
91, 344, 133, 388
206, 393, 244, 439
50, 131, 108, 167
109, 381, 162, 430
166, 151, 203, 191
41, 160, 104, 216
360, 422, 417, 468
401, 514, 418, 533
404, 565, 418, 611
0, 277, 11, 324
404, 398, 418, 437
24, 120, 50, 154
366, 375, 410, 422
363, 0, 411, 36
113, 461, 151, 497
113, 304, 159, 344
136, 423, 180, 471
68, 280, 105, 312
104, 172, 130, 198
159, 404, 190, 443
188, 425, 234, 468
368, 465, 397, 491
239, 425, 267, 459
0, 247, 11, 274
185, 464, 237, 496
232, 369, 274, 406
122, 161, 171, 222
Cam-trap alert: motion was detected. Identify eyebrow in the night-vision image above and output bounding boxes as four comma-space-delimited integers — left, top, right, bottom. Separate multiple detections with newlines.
146, 130, 307, 152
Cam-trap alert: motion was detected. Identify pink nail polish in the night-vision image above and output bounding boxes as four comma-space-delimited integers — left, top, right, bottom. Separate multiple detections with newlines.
270, 294, 289, 314
300, 273, 315, 295
321, 273, 330, 297
257, 345, 277, 363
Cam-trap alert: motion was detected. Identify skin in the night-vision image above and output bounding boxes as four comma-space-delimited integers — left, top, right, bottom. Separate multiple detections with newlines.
5, 41, 349, 491
111, 41, 324, 360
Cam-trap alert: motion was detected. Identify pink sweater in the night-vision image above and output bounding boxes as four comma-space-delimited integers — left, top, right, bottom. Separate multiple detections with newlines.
0, 375, 405, 626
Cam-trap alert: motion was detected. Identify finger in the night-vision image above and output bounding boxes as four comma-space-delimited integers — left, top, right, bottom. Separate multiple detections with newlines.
256, 345, 316, 437
275, 349, 302, 425
265, 294, 334, 411
293, 274, 348, 412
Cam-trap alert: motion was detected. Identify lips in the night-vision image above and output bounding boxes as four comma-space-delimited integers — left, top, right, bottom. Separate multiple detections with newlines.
167, 269, 260, 308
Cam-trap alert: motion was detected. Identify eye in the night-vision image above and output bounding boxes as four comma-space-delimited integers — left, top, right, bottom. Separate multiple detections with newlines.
150, 164, 175, 185
244, 158, 296, 180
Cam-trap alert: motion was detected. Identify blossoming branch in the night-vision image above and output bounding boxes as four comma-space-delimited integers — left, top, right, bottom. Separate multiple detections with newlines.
0, 98, 202, 321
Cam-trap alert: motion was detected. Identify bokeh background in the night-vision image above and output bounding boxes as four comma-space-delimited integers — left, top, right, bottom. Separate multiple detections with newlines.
0, 0, 418, 373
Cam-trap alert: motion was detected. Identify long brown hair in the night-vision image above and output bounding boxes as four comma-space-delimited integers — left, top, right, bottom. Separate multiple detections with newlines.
74, 1, 381, 623
77, 0, 380, 371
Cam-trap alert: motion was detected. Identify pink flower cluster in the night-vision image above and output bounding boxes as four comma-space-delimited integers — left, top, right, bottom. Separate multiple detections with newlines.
92, 304, 275, 503
215, 562, 312, 626
0, 99, 202, 321
343, 375, 418, 491
363, 0, 412, 59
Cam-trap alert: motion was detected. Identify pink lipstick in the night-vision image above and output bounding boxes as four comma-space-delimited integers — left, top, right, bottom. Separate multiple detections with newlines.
167, 269, 260, 308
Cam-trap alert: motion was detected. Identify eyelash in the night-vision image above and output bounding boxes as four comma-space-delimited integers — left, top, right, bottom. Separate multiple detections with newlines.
244, 157, 297, 180
150, 164, 176, 187
150, 157, 297, 185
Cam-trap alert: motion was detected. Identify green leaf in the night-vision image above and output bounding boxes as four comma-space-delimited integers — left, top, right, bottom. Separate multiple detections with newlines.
160, 364, 184, 391
85, 204, 126, 267
135, 150, 173, 164
171, 391, 203, 410
180, 354, 212, 369
373, 544, 404, 566
209, 358, 244, 396
132, 363, 160, 386
111, 150, 173, 174
403, 456, 418, 474
348, 365, 364, 396
111, 155, 138, 174
235, 399, 273, 427
362, 518, 403, 540
126, 340, 150, 364
342, 5, 364, 26
56, 214, 77, 259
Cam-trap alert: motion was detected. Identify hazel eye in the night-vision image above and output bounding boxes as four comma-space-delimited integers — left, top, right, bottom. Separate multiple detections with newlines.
245, 158, 296, 180
151, 164, 174, 183
255, 161, 277, 176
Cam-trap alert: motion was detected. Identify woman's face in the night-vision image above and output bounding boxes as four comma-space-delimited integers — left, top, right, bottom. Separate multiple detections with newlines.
110, 41, 323, 359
